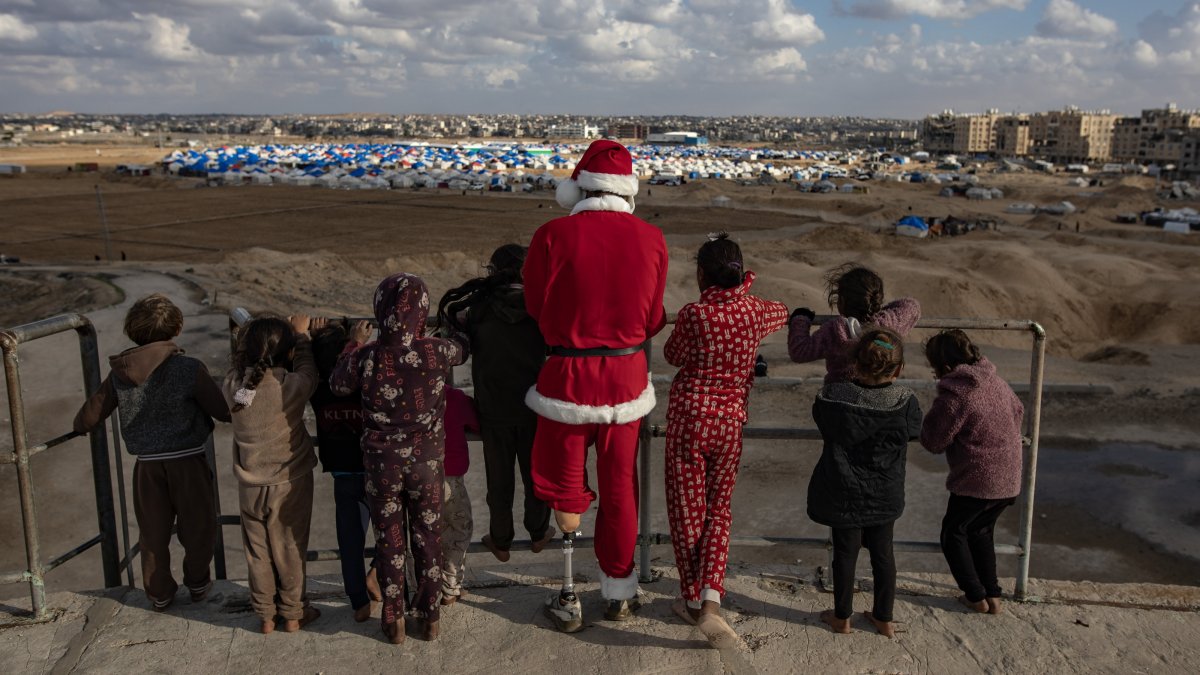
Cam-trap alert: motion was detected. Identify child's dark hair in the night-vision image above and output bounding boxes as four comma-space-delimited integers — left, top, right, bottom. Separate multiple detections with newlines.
925, 329, 982, 377
825, 264, 884, 321
311, 319, 350, 381
124, 293, 183, 345
437, 244, 527, 331
697, 232, 744, 289
851, 326, 905, 383
230, 316, 296, 412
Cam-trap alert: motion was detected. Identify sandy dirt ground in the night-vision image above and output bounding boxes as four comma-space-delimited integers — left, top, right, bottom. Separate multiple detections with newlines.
1, 146, 1198, 610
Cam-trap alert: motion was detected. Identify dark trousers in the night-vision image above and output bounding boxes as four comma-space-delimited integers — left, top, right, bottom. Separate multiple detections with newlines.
333, 474, 373, 610
366, 456, 444, 625
133, 454, 216, 606
481, 423, 551, 549
831, 522, 896, 622
941, 494, 1015, 603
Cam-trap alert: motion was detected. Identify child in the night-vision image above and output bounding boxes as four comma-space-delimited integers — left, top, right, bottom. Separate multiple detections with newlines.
788, 264, 921, 383
224, 313, 320, 635
662, 233, 788, 649
808, 327, 922, 638
437, 244, 553, 562
73, 294, 229, 612
331, 273, 468, 644
440, 385, 479, 605
920, 329, 1024, 615
309, 318, 381, 623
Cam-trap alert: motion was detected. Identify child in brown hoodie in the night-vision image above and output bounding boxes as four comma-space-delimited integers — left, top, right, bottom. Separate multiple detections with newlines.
74, 294, 230, 612
224, 313, 319, 634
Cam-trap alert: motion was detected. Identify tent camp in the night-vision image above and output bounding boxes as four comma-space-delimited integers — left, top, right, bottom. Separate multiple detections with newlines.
896, 216, 929, 238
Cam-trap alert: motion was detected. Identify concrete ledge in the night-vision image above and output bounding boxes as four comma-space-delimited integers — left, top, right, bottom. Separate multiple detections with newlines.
3, 564, 1199, 674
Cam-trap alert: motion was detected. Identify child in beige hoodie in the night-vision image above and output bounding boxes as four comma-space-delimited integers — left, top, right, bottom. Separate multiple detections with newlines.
223, 313, 319, 634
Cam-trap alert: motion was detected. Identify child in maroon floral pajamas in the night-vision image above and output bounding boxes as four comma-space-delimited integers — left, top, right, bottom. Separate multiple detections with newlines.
788, 264, 920, 383
331, 273, 468, 644
663, 233, 789, 649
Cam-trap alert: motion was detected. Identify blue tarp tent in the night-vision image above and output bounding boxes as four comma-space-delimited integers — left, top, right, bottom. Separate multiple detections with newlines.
896, 216, 930, 238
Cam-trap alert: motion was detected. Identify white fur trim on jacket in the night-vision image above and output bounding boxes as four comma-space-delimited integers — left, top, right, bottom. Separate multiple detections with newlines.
570, 194, 634, 215
525, 374, 655, 425
600, 570, 640, 601
576, 169, 639, 197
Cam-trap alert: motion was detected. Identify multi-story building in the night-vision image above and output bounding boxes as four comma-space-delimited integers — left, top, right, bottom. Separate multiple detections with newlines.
1028, 107, 1117, 163
607, 123, 647, 140
1111, 104, 1200, 164
995, 115, 1031, 156
1182, 133, 1200, 181
919, 110, 1000, 155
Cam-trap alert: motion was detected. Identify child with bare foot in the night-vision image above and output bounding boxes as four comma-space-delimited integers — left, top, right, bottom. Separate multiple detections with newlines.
921, 330, 1024, 616
663, 233, 789, 650
225, 314, 321, 634
808, 328, 922, 638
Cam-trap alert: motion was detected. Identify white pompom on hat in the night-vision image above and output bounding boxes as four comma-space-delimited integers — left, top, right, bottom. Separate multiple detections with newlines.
555, 139, 640, 210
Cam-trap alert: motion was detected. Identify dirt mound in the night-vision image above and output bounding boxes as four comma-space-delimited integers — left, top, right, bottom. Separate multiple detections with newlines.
1080, 346, 1151, 366
0, 270, 123, 327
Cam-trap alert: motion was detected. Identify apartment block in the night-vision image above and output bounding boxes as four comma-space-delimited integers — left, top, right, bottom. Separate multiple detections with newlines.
1111, 104, 1200, 164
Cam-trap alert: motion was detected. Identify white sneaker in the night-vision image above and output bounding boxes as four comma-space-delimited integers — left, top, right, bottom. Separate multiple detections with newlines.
544, 591, 584, 633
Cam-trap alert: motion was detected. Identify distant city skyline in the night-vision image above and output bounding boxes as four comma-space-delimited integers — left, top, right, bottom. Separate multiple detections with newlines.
1, 1, 1198, 117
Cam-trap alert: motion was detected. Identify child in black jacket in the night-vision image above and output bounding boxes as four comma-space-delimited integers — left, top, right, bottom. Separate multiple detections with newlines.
808, 327, 922, 638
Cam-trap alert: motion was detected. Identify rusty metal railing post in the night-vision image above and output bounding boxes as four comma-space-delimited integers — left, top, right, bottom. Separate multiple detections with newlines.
110, 409, 135, 587
637, 339, 654, 583
77, 321, 122, 589
2, 331, 48, 617
1015, 323, 1046, 601
205, 434, 228, 580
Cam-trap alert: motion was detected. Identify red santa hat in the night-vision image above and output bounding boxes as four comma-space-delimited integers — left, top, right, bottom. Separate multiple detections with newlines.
555, 139, 640, 210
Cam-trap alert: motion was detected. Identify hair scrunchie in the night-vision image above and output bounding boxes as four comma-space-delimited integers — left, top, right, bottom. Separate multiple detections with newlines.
233, 388, 257, 408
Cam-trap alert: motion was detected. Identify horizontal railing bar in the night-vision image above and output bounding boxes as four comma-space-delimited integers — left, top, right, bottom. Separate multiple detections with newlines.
635, 534, 1023, 556
648, 424, 1032, 447
0, 569, 33, 585
228, 310, 1043, 336
45, 534, 103, 573
0, 314, 93, 348
22, 430, 85, 460
649, 374, 1111, 396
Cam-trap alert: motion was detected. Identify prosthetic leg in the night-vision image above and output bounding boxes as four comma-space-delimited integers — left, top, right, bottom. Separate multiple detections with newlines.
544, 512, 584, 633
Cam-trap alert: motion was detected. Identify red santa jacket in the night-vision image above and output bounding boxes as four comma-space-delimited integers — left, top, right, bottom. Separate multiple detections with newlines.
523, 196, 668, 425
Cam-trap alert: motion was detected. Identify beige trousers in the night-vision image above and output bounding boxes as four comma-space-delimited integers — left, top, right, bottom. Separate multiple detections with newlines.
238, 472, 313, 622
441, 475, 473, 596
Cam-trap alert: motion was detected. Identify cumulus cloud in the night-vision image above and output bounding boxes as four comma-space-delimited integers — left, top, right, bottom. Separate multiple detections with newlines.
0, 13, 37, 41
833, 0, 1029, 20
1130, 2, 1200, 75
1035, 0, 1118, 40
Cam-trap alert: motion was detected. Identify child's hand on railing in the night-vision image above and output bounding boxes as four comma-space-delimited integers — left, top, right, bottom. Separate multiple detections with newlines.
350, 320, 373, 344
288, 314, 311, 335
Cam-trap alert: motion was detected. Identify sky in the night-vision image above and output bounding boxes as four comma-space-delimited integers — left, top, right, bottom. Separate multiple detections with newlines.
0, 0, 1198, 118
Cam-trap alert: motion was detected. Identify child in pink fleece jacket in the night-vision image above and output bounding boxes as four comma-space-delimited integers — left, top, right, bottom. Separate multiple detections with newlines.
920, 329, 1025, 615
788, 264, 920, 383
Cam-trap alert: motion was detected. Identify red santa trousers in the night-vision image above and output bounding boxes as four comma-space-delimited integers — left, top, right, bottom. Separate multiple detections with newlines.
531, 416, 641, 591
664, 416, 743, 606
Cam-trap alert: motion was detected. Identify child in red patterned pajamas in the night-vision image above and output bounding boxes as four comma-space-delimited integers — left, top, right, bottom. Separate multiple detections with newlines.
663, 233, 789, 649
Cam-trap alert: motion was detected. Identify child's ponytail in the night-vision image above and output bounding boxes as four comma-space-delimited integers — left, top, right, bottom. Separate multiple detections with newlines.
924, 329, 982, 378
437, 244, 527, 331
230, 316, 296, 412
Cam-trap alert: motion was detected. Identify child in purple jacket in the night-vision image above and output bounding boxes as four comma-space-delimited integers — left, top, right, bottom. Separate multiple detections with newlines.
788, 264, 920, 383
331, 272, 468, 644
920, 329, 1024, 615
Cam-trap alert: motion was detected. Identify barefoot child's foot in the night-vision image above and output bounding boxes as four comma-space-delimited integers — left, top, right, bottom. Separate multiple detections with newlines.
820, 609, 852, 634
260, 619, 275, 635
958, 595, 990, 613
354, 602, 375, 623
864, 610, 896, 638
986, 597, 1003, 614
697, 613, 741, 651
282, 606, 321, 632
366, 567, 383, 603
383, 620, 405, 645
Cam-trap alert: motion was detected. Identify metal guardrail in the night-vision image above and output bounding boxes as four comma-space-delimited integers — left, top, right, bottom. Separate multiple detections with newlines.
226, 309, 1046, 601
1, 314, 122, 621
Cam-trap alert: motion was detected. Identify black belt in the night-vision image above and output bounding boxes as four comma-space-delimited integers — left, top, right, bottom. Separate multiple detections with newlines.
548, 345, 644, 357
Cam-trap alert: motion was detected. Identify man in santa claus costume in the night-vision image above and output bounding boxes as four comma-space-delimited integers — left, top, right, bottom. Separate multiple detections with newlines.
523, 139, 668, 632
